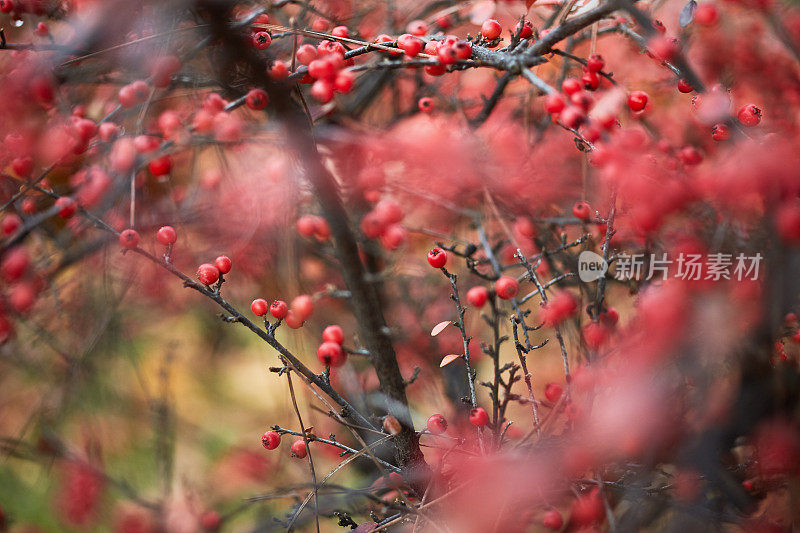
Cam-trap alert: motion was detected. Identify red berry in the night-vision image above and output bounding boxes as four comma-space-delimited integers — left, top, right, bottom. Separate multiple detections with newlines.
252, 31, 272, 50
469, 407, 489, 427
331, 26, 349, 37
677, 78, 694, 93
424, 63, 447, 76
197, 263, 220, 285
246, 88, 269, 110
119, 229, 140, 249
156, 225, 177, 245
291, 294, 314, 321
261, 430, 281, 450
738, 104, 762, 126
544, 93, 565, 114
583, 322, 608, 349
312, 19, 329, 31
628, 90, 648, 112
148, 156, 172, 176
380, 224, 407, 250
270, 300, 288, 319
601, 306, 619, 326
284, 310, 304, 329
1, 214, 21, 236
296, 215, 318, 237
9, 281, 35, 314
455, 41, 474, 60
55, 197, 77, 218
200, 511, 221, 531
1, 247, 29, 282
582, 70, 600, 91
648, 35, 678, 61
481, 19, 502, 40
317, 341, 346, 367
269, 60, 290, 80
98, 122, 120, 142
495, 276, 519, 300
514, 217, 536, 238
334, 70, 355, 93
542, 509, 563, 530
407, 20, 429, 36
562, 78, 582, 96
418, 97, 434, 113
308, 58, 337, 80
544, 382, 563, 403
437, 44, 458, 65
572, 201, 591, 220
0, 0, 13, 13
150, 55, 181, 88
515, 20, 534, 39
251, 298, 269, 316
742, 480, 755, 491
559, 106, 585, 129
296, 44, 318, 65
214, 255, 232, 274
318, 39, 347, 57
397, 34, 423, 57
711, 123, 730, 141
694, 3, 719, 26
21, 198, 35, 214
322, 325, 345, 345
291, 440, 308, 458
12, 156, 33, 177
679, 146, 703, 166
119, 80, 149, 107
427, 247, 447, 268
311, 79, 334, 103
570, 90, 594, 112
426, 414, 448, 434
466, 286, 490, 308
586, 54, 605, 72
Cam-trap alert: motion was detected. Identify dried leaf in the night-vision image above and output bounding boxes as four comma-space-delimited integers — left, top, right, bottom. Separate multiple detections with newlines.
440, 354, 463, 367
431, 320, 453, 336
679, 0, 697, 27
382, 416, 402, 435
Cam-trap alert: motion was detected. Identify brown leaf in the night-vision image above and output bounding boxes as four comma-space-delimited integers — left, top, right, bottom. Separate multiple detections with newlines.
440, 354, 462, 367
382, 416, 402, 435
431, 321, 452, 336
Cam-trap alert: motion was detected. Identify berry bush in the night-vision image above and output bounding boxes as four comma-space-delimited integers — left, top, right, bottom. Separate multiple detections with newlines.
0, 0, 800, 531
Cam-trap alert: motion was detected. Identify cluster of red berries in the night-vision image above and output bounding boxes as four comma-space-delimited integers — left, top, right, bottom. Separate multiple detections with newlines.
260, 429, 309, 458
296, 214, 331, 241
196, 255, 232, 286
544, 77, 605, 136
294, 40, 355, 103
423, 35, 473, 75
317, 324, 347, 367
0, 244, 40, 341
360, 199, 407, 250
251, 294, 312, 329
